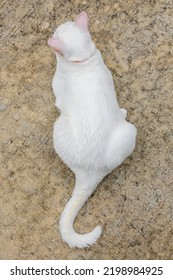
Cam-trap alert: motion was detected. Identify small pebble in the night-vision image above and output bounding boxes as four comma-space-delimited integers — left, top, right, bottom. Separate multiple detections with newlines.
0, 104, 7, 112
40, 21, 50, 32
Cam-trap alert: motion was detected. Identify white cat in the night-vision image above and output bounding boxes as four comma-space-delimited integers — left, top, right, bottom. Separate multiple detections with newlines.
48, 11, 137, 248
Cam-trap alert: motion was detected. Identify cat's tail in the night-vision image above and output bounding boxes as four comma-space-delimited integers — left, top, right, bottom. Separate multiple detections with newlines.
59, 172, 103, 248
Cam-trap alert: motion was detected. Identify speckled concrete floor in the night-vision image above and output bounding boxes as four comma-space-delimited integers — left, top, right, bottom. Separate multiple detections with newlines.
0, 0, 173, 259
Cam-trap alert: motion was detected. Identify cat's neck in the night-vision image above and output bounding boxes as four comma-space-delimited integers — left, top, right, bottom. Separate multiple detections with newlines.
70, 48, 97, 63
56, 49, 102, 72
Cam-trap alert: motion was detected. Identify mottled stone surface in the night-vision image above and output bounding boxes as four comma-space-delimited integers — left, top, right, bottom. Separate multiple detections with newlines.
0, 0, 173, 259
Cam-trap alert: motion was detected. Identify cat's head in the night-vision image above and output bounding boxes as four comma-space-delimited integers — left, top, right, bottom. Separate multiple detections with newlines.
48, 12, 95, 62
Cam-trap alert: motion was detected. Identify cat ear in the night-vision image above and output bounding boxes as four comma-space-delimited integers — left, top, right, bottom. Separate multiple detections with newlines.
48, 38, 63, 53
75, 11, 89, 31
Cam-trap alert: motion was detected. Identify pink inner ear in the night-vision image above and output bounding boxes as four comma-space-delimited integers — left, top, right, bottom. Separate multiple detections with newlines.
75, 11, 88, 31
48, 38, 63, 53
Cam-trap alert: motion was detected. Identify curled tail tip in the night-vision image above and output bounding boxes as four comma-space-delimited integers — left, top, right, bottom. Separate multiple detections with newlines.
71, 225, 102, 249
60, 225, 102, 249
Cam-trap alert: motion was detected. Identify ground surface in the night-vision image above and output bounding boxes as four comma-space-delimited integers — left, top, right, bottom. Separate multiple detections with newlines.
0, 0, 173, 259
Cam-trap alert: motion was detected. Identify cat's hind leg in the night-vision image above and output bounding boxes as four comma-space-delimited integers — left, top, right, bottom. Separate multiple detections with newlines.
120, 108, 127, 119
105, 122, 137, 171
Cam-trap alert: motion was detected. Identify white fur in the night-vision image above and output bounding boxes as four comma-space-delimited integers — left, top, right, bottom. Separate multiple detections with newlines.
48, 12, 137, 248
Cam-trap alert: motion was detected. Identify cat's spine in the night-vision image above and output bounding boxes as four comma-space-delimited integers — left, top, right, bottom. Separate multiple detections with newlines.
59, 173, 103, 248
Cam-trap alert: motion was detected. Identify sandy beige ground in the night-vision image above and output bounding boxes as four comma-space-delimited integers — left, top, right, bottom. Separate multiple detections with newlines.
0, 0, 173, 259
